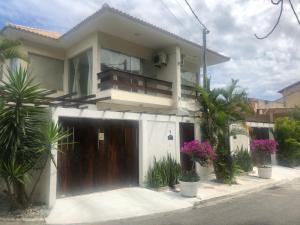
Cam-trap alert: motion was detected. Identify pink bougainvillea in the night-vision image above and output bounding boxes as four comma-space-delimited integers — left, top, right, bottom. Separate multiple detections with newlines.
181, 140, 216, 167
250, 139, 278, 155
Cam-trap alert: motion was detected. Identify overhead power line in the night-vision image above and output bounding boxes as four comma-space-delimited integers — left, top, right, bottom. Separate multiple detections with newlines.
183, 0, 209, 32
174, 0, 192, 18
158, 0, 185, 27
182, 0, 209, 89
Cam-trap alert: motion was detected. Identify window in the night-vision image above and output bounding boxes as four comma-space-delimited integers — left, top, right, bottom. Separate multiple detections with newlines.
10, 58, 19, 72
101, 48, 141, 74
69, 49, 93, 96
28, 53, 64, 91
181, 70, 197, 86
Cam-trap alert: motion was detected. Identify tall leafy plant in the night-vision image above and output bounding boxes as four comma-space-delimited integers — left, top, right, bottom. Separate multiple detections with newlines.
196, 78, 253, 183
0, 67, 68, 208
233, 147, 253, 173
146, 154, 181, 189
0, 36, 28, 63
274, 116, 300, 167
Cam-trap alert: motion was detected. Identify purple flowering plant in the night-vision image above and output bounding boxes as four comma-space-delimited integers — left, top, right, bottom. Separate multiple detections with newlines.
181, 140, 216, 168
250, 139, 278, 166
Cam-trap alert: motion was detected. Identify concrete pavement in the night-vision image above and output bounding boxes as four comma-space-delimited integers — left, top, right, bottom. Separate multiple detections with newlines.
46, 166, 300, 225
99, 177, 300, 225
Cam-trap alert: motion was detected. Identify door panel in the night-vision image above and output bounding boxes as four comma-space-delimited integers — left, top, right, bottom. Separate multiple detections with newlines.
180, 123, 195, 171
57, 118, 139, 197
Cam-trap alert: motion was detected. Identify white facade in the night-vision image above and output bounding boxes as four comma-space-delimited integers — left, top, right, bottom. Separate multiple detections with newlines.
1, 4, 229, 208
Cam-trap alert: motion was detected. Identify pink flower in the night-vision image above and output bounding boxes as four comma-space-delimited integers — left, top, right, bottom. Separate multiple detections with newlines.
250, 139, 278, 155
181, 140, 216, 166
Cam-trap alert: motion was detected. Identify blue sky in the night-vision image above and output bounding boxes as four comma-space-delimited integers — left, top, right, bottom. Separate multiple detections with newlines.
1, 0, 300, 100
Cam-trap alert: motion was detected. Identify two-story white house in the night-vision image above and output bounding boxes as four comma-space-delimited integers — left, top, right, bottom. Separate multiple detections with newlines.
0, 4, 229, 208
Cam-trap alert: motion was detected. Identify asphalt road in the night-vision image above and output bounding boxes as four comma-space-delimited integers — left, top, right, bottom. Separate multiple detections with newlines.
100, 178, 300, 225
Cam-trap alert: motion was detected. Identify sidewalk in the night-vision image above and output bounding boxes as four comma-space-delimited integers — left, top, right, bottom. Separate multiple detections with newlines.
46, 166, 300, 225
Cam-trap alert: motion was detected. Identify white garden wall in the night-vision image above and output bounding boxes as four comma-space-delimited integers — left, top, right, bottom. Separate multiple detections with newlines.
146, 121, 179, 165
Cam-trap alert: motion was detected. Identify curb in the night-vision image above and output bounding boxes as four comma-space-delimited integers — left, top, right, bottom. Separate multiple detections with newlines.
0, 216, 45, 223
193, 178, 290, 208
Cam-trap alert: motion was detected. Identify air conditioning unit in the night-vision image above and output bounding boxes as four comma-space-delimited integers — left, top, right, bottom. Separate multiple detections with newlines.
153, 52, 167, 67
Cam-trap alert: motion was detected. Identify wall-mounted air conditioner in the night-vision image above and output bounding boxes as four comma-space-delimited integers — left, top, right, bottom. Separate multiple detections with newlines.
153, 52, 167, 67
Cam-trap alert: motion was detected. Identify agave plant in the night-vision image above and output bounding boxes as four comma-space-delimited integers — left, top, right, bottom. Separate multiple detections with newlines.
0, 67, 68, 208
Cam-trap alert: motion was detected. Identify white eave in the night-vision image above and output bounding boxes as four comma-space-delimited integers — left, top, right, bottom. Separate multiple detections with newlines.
1, 4, 230, 66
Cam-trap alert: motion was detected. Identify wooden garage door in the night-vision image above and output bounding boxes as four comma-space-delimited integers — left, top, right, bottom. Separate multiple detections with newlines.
57, 118, 139, 197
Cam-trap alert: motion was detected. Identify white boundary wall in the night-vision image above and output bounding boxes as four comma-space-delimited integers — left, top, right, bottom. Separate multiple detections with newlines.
40, 107, 201, 208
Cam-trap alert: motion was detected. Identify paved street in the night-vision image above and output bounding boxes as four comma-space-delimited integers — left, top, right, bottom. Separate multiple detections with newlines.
99, 178, 300, 225
2, 178, 300, 225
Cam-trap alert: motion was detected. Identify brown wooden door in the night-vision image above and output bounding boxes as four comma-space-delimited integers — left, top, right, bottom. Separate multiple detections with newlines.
180, 123, 195, 171
57, 118, 139, 197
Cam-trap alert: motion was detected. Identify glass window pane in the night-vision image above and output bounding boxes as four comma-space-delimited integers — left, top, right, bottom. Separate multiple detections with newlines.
130, 57, 141, 74
101, 48, 141, 74
10, 58, 19, 72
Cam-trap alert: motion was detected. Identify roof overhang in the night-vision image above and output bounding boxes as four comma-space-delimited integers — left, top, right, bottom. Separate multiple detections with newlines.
1, 4, 229, 66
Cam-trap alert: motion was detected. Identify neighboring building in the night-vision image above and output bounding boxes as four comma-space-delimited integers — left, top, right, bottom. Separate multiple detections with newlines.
278, 80, 300, 108
248, 81, 300, 123
0, 4, 229, 207
249, 98, 284, 115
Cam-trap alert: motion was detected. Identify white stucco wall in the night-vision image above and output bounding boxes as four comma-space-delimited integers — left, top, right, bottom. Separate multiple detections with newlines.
230, 134, 250, 152
43, 107, 200, 208
146, 121, 179, 165
230, 123, 250, 152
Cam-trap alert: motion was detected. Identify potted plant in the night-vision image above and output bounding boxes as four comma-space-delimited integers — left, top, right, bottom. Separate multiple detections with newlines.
250, 139, 278, 179
180, 140, 215, 197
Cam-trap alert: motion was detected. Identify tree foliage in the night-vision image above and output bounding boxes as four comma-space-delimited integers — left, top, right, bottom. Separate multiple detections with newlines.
196, 78, 253, 183
0, 36, 28, 63
0, 67, 68, 208
274, 116, 300, 167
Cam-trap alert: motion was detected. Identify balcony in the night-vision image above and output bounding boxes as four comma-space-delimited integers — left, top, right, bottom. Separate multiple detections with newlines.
181, 84, 197, 99
97, 69, 173, 107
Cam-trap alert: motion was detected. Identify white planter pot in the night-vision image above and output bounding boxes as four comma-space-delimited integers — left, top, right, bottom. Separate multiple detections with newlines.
258, 166, 272, 179
179, 180, 199, 197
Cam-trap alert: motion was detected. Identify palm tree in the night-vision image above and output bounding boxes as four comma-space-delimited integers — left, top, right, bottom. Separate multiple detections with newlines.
0, 36, 28, 63
196, 78, 253, 183
0, 67, 67, 208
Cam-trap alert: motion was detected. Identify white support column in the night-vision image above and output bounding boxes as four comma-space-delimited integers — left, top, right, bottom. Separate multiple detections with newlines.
63, 59, 69, 94
47, 109, 59, 208
269, 128, 278, 165
174, 46, 181, 108
194, 122, 201, 140
139, 120, 148, 186
92, 33, 99, 94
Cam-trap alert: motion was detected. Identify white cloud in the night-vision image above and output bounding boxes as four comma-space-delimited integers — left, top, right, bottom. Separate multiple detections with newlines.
0, 0, 299, 100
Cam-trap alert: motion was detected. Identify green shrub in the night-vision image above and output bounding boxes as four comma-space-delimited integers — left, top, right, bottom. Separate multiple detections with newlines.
233, 147, 253, 172
214, 149, 239, 184
274, 117, 300, 167
146, 154, 181, 188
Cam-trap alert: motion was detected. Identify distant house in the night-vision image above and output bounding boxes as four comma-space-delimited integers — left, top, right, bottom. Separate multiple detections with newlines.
278, 81, 300, 108
0, 4, 229, 207
247, 81, 300, 124
230, 81, 300, 155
